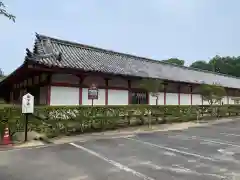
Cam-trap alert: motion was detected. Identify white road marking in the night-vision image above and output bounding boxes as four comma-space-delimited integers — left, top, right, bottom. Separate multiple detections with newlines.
177, 146, 189, 150
218, 149, 235, 156
141, 161, 196, 174
126, 137, 216, 161
221, 132, 240, 137
132, 161, 226, 179
69, 143, 155, 180
181, 135, 240, 148
163, 151, 176, 156
68, 175, 89, 180
0, 144, 51, 152
211, 125, 240, 132
110, 135, 135, 139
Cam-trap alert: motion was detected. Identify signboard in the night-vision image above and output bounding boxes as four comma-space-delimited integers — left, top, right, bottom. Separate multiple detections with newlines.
88, 84, 98, 100
22, 93, 34, 114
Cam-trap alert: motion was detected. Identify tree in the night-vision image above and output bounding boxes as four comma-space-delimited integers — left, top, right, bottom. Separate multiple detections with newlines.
199, 84, 226, 105
162, 58, 185, 66
189, 56, 240, 78
139, 78, 164, 105
0, 1, 15, 22
190, 60, 212, 71
208, 56, 240, 76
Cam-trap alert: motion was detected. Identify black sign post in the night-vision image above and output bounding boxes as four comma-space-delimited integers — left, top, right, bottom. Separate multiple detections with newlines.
24, 113, 29, 142
88, 84, 98, 106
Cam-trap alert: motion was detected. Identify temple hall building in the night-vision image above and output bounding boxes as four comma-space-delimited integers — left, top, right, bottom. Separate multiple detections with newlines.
1, 33, 240, 106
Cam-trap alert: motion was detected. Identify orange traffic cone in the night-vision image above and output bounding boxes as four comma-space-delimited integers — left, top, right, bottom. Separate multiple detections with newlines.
2, 126, 12, 146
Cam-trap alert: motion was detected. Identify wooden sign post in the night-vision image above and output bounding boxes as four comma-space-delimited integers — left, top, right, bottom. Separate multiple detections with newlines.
88, 84, 98, 106
22, 93, 34, 142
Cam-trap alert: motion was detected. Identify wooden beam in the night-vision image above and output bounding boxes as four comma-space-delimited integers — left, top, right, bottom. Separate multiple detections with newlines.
29, 64, 200, 86
105, 78, 109, 105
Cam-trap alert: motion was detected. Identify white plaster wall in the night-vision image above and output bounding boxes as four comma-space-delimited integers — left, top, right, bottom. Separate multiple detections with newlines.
50, 86, 79, 106
197, 95, 229, 105
149, 92, 164, 105
82, 88, 106, 105
40, 86, 47, 105
166, 93, 178, 105
229, 97, 234, 104
227, 96, 230, 104
180, 94, 191, 105
51, 73, 79, 84
202, 100, 219, 105
202, 99, 209, 105
234, 97, 240, 104
192, 94, 202, 105
221, 96, 228, 105
108, 90, 128, 105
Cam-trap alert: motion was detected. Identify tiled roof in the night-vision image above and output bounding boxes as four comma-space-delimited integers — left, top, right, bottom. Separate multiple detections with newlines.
28, 33, 240, 89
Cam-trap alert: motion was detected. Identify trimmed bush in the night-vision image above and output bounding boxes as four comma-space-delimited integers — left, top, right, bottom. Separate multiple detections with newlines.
0, 104, 240, 139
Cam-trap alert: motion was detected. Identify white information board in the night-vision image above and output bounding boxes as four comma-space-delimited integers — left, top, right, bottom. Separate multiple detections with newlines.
22, 93, 34, 114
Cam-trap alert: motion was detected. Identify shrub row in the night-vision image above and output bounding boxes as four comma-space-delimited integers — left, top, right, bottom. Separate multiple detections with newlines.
0, 105, 240, 139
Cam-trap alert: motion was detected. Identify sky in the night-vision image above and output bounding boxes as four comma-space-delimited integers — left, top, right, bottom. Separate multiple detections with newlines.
1, 0, 240, 75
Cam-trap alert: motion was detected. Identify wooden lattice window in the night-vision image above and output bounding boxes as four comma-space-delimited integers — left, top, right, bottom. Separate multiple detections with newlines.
130, 92, 148, 104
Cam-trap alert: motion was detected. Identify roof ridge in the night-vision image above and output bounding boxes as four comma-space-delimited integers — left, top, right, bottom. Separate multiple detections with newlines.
35, 33, 240, 80
37, 33, 149, 59
25, 53, 57, 62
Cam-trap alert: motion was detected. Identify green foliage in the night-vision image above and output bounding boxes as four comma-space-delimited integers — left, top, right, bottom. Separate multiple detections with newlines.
159, 56, 240, 78
0, 104, 239, 140
190, 61, 212, 71
0, 98, 5, 104
199, 84, 226, 105
0, 1, 15, 22
189, 56, 240, 77
139, 78, 164, 105
162, 58, 185, 66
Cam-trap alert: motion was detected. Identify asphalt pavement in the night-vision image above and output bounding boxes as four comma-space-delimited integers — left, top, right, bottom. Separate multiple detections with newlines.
1, 120, 240, 180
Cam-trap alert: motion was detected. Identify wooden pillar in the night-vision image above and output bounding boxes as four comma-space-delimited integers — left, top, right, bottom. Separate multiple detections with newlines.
178, 85, 181, 105
47, 86, 51, 105
10, 90, 14, 103
79, 79, 83, 105
147, 92, 150, 105
128, 80, 131, 105
16, 88, 20, 104
79, 88, 82, 105
190, 85, 193, 105
164, 83, 167, 105
105, 78, 109, 105
77, 75, 86, 105
46, 74, 52, 105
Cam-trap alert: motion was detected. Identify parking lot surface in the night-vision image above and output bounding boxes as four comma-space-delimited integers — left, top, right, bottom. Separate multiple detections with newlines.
2, 120, 240, 180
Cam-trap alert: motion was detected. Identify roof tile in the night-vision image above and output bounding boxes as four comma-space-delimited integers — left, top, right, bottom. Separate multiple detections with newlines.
30, 34, 240, 89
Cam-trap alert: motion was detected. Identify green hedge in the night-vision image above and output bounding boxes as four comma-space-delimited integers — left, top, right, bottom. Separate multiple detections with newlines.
0, 105, 240, 139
